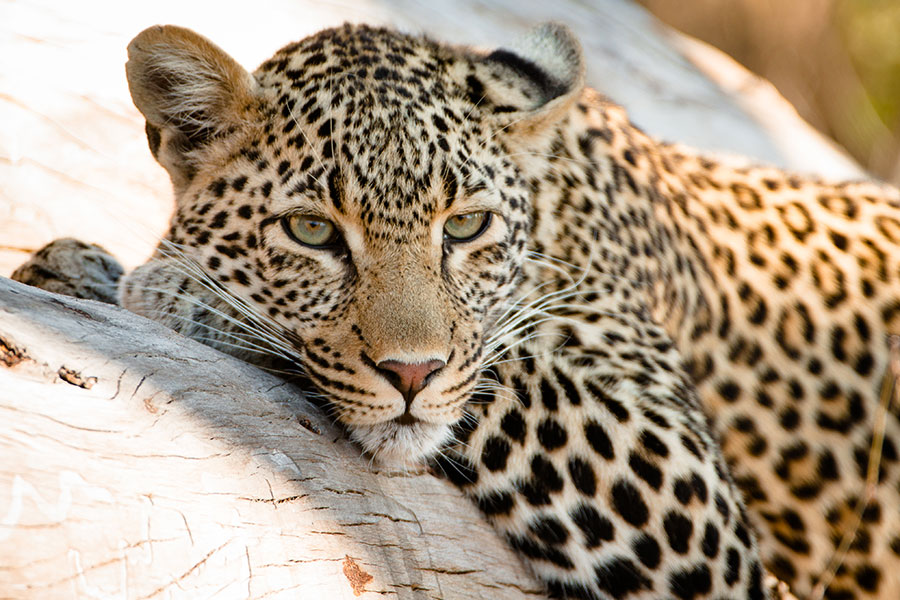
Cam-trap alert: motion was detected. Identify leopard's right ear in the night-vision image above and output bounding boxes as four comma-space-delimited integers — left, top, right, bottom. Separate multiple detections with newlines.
126, 25, 261, 191
471, 23, 585, 139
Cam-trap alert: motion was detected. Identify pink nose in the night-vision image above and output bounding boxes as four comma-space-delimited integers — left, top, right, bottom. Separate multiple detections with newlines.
376, 359, 446, 406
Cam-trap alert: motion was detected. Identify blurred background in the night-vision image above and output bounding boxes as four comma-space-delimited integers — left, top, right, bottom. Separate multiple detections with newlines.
639, 0, 900, 184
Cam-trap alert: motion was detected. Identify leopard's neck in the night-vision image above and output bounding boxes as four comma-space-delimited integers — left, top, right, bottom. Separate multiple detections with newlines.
520, 91, 722, 349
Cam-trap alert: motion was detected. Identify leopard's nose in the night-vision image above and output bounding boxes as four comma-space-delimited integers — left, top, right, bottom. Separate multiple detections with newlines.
376, 359, 446, 406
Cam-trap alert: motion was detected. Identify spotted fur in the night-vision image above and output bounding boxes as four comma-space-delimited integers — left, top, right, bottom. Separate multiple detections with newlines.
18, 22, 900, 600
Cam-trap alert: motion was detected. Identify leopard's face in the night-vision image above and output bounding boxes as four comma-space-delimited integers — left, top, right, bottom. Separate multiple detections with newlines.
128, 24, 581, 464
224, 104, 530, 465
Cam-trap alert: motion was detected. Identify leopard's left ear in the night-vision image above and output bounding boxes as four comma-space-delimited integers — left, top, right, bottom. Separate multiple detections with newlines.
471, 23, 585, 135
126, 25, 262, 193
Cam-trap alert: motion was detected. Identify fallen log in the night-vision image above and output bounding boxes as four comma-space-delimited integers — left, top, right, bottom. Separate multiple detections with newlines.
0, 277, 539, 599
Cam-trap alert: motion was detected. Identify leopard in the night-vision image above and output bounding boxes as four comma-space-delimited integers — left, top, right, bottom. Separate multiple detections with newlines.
13, 21, 900, 600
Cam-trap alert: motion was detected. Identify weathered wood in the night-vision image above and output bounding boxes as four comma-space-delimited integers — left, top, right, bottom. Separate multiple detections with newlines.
0, 278, 541, 599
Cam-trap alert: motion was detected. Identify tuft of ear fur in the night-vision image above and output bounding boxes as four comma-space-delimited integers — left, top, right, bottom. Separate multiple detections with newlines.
126, 25, 260, 191
472, 23, 585, 134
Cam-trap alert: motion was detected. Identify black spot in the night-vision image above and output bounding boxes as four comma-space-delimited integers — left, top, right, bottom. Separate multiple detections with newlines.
817, 449, 840, 480
570, 503, 614, 548
585, 381, 629, 421
210, 211, 228, 229
231, 175, 248, 191
553, 366, 582, 405
539, 378, 559, 411
855, 564, 881, 592
518, 480, 551, 506
441, 168, 458, 209
373, 66, 396, 81
829, 230, 849, 251
701, 522, 719, 558
611, 479, 649, 527
306, 106, 322, 123
431, 453, 478, 486
545, 580, 597, 600
465, 74, 486, 104
717, 380, 741, 402
639, 429, 669, 457
594, 556, 652, 598
734, 521, 752, 548
780, 406, 800, 430
669, 563, 712, 600
476, 490, 514, 516
628, 452, 662, 490
519, 454, 564, 505
232, 269, 250, 286
567, 456, 597, 496
237, 204, 253, 219
327, 167, 342, 211
531, 455, 563, 490
663, 511, 693, 554
303, 52, 326, 67
680, 434, 703, 459
724, 547, 741, 586
585, 420, 615, 460
769, 553, 796, 584
537, 418, 568, 450
854, 352, 875, 376
506, 533, 574, 569
529, 515, 569, 545
214, 244, 238, 259
831, 325, 848, 362
643, 409, 671, 429
632, 533, 661, 568
317, 118, 334, 138
432, 114, 449, 133
209, 178, 227, 197
500, 409, 526, 443
689, 473, 708, 503
481, 435, 511, 471
673, 478, 693, 505
749, 560, 764, 600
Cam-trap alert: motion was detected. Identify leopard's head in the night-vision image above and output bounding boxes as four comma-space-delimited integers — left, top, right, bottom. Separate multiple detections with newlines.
125, 22, 584, 465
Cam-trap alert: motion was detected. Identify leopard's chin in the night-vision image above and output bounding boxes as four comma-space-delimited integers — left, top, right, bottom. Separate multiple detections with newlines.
349, 420, 453, 468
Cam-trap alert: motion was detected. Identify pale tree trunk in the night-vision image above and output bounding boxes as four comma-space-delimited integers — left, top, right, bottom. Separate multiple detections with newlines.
0, 278, 540, 599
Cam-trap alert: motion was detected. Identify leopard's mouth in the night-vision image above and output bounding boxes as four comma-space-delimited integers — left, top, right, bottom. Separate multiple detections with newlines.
393, 412, 420, 426
348, 419, 453, 467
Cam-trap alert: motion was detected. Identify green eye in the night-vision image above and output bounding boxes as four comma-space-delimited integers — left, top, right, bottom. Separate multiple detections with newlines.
283, 214, 339, 247
444, 211, 491, 242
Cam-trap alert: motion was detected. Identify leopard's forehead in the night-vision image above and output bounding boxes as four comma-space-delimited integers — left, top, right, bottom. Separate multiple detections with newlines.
249, 25, 501, 242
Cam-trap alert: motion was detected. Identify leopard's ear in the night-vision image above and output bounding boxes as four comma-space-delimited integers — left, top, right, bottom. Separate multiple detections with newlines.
126, 25, 261, 191
472, 23, 585, 135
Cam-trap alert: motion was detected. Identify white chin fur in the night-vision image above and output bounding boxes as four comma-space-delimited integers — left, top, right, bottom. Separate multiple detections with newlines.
349, 421, 453, 467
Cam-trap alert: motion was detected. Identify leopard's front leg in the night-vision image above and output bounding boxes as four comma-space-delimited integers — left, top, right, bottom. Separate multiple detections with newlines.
436, 296, 769, 600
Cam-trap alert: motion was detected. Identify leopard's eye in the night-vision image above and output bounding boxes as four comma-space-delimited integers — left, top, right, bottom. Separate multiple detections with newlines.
443, 211, 491, 242
283, 214, 339, 247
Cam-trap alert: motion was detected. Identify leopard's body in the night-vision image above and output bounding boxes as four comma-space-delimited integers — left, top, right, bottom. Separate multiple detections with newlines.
15, 22, 900, 600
